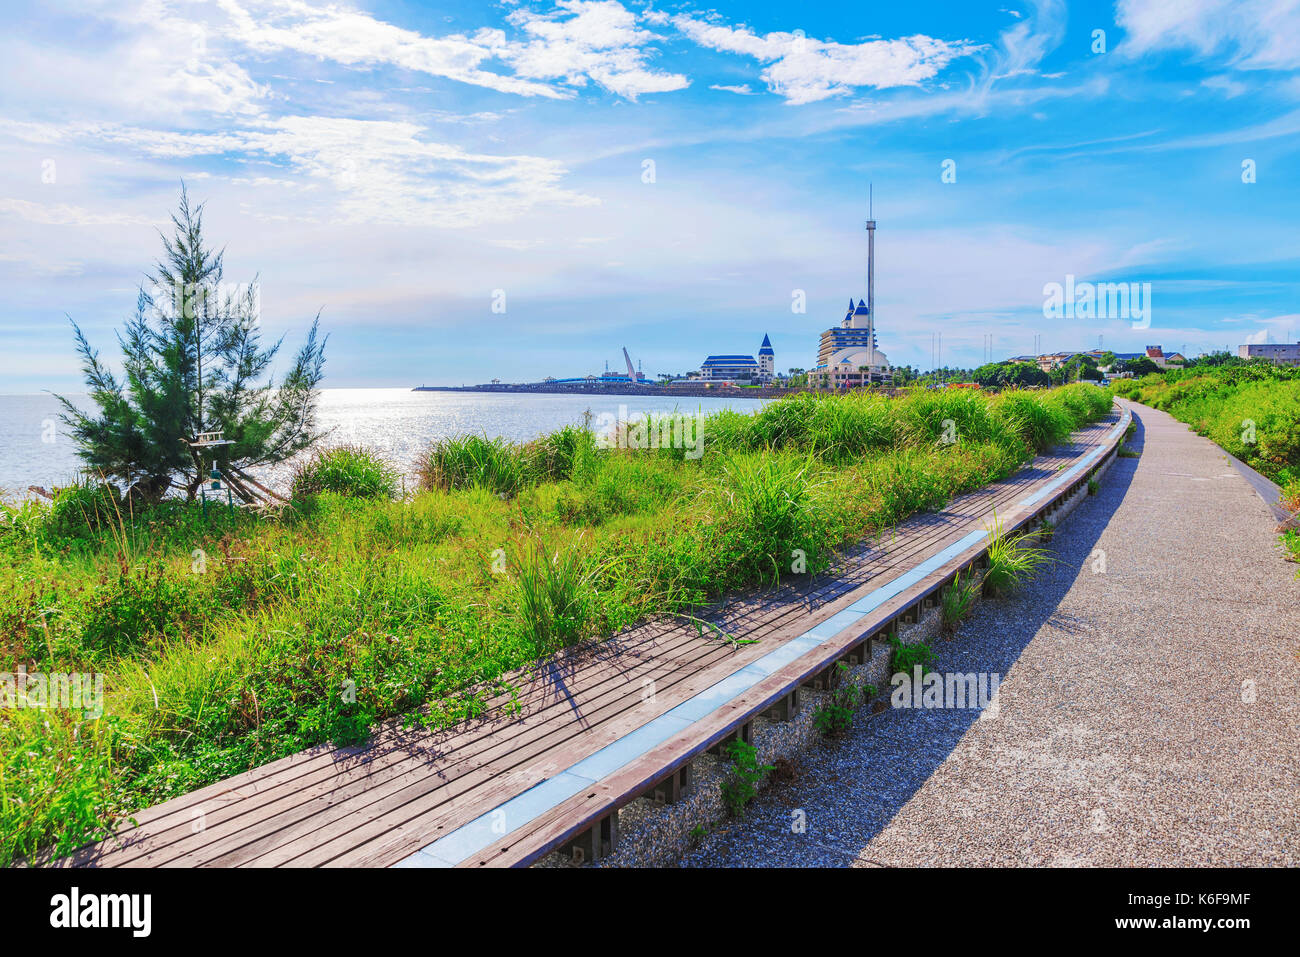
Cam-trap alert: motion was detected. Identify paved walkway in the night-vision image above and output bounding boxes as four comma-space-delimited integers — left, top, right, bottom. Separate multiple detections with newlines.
682, 401, 1299, 867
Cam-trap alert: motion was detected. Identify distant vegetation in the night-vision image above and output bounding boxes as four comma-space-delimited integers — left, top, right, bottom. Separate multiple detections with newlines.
0, 383, 1112, 863
1113, 363, 1300, 497
1115, 362, 1300, 574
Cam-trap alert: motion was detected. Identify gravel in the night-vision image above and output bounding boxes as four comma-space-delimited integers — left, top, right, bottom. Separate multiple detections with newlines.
680, 402, 1300, 867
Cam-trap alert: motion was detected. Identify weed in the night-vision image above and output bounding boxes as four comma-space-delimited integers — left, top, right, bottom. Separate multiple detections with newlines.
1087, 477, 1100, 495
983, 513, 1051, 597
512, 534, 610, 651
420, 434, 531, 497
719, 739, 773, 817
812, 662, 860, 736
940, 572, 977, 636
888, 635, 936, 676
1038, 517, 1056, 541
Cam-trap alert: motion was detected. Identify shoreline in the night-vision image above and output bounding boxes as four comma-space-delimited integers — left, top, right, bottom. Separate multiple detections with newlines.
412, 384, 901, 399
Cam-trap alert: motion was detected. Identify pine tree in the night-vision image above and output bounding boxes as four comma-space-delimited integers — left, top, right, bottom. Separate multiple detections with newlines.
55, 186, 327, 504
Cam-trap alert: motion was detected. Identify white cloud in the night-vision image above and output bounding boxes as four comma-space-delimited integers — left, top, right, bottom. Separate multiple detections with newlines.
672, 14, 979, 104
215, 0, 568, 99
12, 116, 598, 228
709, 83, 755, 94
211, 0, 688, 102
0, 0, 271, 120
978, 0, 1066, 89
1117, 0, 1300, 69
0, 198, 159, 227
1201, 74, 1248, 97
491, 0, 689, 100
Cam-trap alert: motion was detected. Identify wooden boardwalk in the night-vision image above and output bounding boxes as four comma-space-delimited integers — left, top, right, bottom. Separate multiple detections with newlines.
53, 406, 1129, 868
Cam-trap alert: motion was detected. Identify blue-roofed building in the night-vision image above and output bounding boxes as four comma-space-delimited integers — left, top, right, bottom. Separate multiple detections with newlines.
698, 335, 775, 383
758, 333, 774, 380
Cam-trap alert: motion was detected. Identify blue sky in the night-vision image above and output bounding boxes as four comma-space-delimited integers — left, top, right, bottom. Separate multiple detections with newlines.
2, 0, 1299, 390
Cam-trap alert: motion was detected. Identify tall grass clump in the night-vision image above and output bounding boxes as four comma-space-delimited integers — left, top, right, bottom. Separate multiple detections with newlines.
894, 388, 1016, 450
991, 389, 1073, 452
526, 423, 597, 481
709, 452, 827, 585
420, 434, 532, 496
708, 391, 896, 462
45, 480, 126, 538
940, 572, 978, 635
290, 444, 399, 500
983, 513, 1051, 596
511, 535, 608, 651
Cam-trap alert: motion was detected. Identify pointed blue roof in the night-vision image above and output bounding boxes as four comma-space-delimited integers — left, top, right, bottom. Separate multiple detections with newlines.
759, 333, 774, 355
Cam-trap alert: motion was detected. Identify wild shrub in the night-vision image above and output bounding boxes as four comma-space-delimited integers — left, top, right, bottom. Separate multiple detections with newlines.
888, 635, 936, 676
719, 739, 773, 817
78, 563, 214, 659
812, 662, 861, 736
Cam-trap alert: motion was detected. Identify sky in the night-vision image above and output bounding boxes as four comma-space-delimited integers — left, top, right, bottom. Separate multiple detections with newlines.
2, 0, 1299, 391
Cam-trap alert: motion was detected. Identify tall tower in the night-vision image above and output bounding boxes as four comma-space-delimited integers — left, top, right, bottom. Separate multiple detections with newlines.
758, 333, 774, 381
865, 187, 876, 372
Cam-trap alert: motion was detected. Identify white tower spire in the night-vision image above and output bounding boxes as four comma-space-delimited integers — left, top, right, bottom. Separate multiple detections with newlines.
865, 186, 876, 377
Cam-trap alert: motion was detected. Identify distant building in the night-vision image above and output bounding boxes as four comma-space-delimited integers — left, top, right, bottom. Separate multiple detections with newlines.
758, 334, 775, 381
699, 355, 758, 380
1005, 346, 1183, 373
1239, 341, 1300, 366
699, 334, 774, 383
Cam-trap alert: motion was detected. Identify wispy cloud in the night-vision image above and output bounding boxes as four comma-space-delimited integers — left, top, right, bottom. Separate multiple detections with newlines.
1117, 0, 1300, 70
672, 13, 979, 104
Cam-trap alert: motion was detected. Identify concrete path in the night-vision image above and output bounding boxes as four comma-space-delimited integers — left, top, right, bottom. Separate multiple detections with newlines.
681, 401, 1299, 867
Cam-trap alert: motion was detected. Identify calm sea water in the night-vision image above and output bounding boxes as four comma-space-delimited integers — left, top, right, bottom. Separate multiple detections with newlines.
0, 389, 767, 497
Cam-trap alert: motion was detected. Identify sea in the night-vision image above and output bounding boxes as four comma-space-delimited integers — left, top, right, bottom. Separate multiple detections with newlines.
0, 389, 768, 498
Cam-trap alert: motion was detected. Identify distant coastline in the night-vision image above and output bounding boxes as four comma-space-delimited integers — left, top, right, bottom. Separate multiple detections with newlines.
412, 383, 800, 399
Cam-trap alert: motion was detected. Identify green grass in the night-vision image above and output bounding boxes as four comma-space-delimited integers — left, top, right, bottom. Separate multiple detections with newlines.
291, 445, 399, 500
0, 383, 1114, 863
1115, 365, 1300, 488
1117, 365, 1300, 580
888, 635, 936, 676
983, 513, 1052, 597
940, 572, 978, 636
